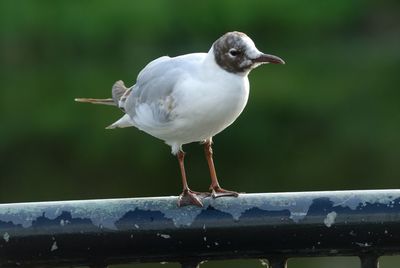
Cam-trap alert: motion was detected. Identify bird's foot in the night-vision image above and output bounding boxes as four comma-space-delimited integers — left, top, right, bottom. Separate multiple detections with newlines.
190, 190, 211, 198
177, 189, 207, 207
210, 186, 239, 198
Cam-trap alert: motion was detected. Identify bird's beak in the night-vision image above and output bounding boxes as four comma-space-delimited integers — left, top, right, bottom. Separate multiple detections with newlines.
252, 53, 285, 64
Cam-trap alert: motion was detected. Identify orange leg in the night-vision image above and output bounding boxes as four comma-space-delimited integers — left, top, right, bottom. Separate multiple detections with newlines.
177, 150, 207, 207
204, 140, 239, 198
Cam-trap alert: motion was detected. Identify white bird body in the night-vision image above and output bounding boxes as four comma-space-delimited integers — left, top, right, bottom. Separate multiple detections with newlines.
120, 49, 249, 154
75, 31, 284, 207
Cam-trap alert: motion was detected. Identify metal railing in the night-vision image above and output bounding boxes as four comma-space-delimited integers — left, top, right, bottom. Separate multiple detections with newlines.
1, 189, 400, 268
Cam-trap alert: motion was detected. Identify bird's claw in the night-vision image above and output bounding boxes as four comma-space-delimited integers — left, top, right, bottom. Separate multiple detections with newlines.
177, 187, 239, 206
210, 186, 239, 198
177, 189, 207, 207
191, 191, 211, 198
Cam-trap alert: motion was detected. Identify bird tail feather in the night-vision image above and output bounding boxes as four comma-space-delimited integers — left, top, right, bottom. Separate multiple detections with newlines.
74, 98, 116, 106
75, 80, 129, 108
106, 114, 133, 129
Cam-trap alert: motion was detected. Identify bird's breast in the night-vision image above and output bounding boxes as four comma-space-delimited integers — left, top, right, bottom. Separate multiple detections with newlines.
172, 75, 249, 141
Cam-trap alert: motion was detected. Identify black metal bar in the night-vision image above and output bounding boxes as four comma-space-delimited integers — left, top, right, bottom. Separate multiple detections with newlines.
180, 261, 200, 268
359, 255, 379, 268
1, 190, 400, 267
89, 264, 108, 268
269, 258, 287, 268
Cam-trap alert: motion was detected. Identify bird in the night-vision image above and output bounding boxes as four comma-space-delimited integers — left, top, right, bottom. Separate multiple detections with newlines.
75, 31, 285, 207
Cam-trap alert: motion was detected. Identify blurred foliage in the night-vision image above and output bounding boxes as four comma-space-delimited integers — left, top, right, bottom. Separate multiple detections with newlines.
0, 0, 400, 267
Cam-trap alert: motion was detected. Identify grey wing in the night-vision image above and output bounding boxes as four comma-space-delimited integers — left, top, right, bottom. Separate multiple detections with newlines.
109, 53, 206, 132
135, 56, 179, 109
124, 55, 196, 127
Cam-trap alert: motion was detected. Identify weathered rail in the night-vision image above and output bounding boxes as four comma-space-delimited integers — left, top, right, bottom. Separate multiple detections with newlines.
1, 190, 400, 267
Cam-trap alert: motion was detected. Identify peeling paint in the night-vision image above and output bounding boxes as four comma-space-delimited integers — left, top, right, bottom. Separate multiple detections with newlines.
355, 242, 371, 247
324, 211, 337, 227
209, 193, 313, 223
158, 233, 171, 239
1, 190, 400, 231
3, 232, 10, 242
60, 219, 70, 226
50, 241, 58, 251
0, 193, 314, 228
259, 259, 269, 267
331, 190, 397, 210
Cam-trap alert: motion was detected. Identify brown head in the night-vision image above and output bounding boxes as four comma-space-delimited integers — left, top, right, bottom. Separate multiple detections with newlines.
212, 31, 285, 74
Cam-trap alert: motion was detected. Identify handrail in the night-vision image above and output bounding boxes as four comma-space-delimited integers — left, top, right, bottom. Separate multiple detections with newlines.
1, 189, 400, 268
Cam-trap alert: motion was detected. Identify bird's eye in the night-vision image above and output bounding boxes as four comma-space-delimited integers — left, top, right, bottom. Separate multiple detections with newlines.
229, 49, 240, 57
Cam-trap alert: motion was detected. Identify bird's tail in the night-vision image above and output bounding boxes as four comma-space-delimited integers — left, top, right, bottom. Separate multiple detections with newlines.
75, 80, 129, 108
74, 98, 116, 106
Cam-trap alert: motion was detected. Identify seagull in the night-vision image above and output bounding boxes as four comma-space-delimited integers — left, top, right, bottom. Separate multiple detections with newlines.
75, 31, 285, 207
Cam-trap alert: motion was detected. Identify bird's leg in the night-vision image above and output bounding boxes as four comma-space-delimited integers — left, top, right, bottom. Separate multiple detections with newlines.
177, 150, 204, 207
204, 140, 239, 198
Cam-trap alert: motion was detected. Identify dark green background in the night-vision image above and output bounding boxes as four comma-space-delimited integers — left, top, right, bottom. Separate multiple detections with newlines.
1, 1, 399, 267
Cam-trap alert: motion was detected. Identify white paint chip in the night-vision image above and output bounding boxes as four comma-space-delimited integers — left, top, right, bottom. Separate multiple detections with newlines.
324, 211, 337, 227
51, 241, 58, 251
159, 234, 171, 239
60, 219, 70, 226
3, 232, 10, 242
355, 242, 371, 247
259, 259, 269, 267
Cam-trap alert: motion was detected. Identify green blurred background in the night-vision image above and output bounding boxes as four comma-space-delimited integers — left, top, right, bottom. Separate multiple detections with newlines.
0, 0, 399, 267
